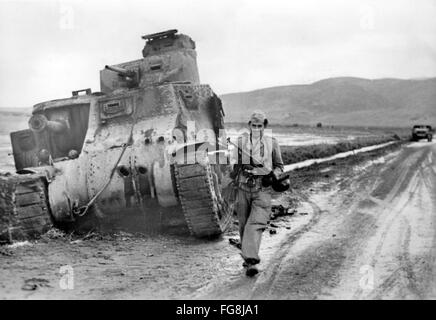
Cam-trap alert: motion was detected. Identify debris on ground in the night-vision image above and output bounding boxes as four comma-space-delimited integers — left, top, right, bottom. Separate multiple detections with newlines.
228, 238, 241, 249
41, 228, 68, 240
21, 278, 51, 291
271, 205, 296, 220
6, 241, 33, 249
21, 283, 38, 291
0, 246, 13, 256
115, 231, 134, 241
81, 230, 101, 241
42, 227, 104, 243
269, 229, 277, 235
299, 212, 309, 216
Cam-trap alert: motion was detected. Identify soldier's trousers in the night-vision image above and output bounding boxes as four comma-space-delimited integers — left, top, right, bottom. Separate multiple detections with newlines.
236, 188, 271, 264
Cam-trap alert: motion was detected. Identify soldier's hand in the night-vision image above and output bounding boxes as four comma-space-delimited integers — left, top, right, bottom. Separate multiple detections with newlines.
242, 164, 254, 170
272, 169, 283, 180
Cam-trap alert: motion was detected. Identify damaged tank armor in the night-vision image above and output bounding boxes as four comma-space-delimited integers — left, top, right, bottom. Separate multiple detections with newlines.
0, 30, 234, 242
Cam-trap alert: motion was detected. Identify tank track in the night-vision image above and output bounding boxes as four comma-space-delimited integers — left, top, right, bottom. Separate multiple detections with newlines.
174, 162, 233, 237
0, 173, 52, 243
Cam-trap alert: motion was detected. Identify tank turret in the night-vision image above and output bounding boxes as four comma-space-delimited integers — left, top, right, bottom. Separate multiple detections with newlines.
100, 29, 200, 93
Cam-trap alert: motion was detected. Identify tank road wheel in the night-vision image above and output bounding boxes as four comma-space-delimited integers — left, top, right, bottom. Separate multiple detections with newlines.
174, 160, 234, 238
0, 173, 52, 243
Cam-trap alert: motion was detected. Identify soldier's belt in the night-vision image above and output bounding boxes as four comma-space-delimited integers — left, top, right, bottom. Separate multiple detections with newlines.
238, 175, 264, 190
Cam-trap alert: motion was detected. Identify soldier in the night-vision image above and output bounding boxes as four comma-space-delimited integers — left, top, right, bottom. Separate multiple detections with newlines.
230, 110, 284, 277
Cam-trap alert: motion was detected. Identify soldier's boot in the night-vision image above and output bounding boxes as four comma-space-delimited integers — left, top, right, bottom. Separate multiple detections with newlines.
243, 258, 260, 277
245, 264, 259, 277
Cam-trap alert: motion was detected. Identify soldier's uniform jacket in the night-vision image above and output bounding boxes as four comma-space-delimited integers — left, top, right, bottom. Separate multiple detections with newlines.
231, 132, 284, 191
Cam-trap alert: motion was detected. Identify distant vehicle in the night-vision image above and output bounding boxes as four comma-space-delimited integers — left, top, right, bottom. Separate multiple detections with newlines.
411, 125, 433, 142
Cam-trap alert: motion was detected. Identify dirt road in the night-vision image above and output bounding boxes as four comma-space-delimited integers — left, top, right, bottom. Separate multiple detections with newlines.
1, 141, 435, 299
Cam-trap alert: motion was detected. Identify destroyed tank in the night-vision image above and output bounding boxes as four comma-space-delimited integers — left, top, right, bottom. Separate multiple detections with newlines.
0, 30, 234, 242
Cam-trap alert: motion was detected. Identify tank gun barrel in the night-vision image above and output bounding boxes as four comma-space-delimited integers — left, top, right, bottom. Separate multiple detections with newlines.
28, 114, 68, 133
104, 65, 136, 78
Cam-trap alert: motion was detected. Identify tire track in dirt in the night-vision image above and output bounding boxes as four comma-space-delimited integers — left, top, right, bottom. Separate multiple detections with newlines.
414, 148, 436, 298
400, 221, 422, 299
373, 161, 436, 300
370, 217, 422, 300
352, 148, 427, 299
353, 146, 434, 299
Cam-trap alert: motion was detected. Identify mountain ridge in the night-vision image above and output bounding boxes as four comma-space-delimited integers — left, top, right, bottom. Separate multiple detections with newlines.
220, 77, 436, 127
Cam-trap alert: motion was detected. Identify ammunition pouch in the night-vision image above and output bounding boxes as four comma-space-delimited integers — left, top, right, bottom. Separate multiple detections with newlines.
261, 173, 274, 188
241, 164, 263, 188
261, 171, 291, 192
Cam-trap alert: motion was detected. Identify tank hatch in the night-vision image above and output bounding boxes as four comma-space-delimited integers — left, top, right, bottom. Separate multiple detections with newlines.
141, 29, 178, 41
141, 29, 196, 58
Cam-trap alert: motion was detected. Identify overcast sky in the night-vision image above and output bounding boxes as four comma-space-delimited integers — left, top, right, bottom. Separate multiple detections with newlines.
0, 0, 435, 108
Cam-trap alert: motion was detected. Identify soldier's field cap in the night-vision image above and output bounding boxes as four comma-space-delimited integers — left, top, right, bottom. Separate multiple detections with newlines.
249, 110, 267, 124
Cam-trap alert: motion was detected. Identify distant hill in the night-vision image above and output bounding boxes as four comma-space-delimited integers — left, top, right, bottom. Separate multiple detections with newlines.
0, 108, 31, 135
0, 107, 31, 117
220, 77, 436, 127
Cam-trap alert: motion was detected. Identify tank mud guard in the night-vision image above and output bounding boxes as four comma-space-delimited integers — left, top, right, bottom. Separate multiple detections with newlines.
174, 161, 233, 238
0, 172, 52, 243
